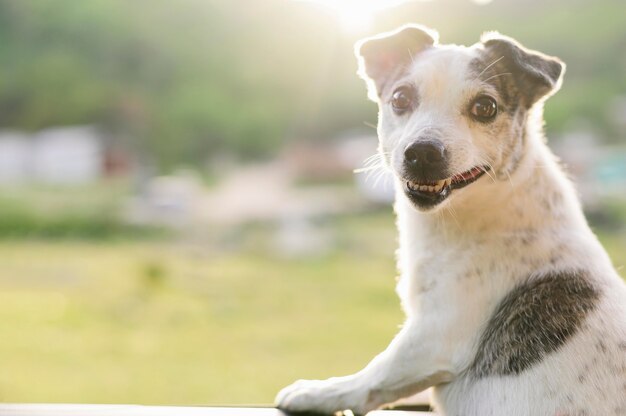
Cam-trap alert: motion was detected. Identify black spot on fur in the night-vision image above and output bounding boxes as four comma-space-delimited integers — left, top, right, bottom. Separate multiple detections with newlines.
469, 53, 531, 176
469, 35, 564, 178
469, 50, 519, 114
470, 270, 599, 378
477, 34, 564, 108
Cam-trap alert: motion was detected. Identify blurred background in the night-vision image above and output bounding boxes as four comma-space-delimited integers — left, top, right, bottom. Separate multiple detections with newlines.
0, 0, 624, 406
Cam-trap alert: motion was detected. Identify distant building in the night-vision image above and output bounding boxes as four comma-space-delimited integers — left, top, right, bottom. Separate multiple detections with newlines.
0, 131, 30, 184
282, 134, 395, 204
31, 126, 103, 184
0, 126, 128, 185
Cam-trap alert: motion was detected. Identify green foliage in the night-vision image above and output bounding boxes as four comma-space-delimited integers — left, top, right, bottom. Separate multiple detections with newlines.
0, 0, 623, 170
0, 184, 162, 239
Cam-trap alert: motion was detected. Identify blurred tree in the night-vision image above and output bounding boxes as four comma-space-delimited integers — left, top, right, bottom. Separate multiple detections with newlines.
0, 0, 623, 171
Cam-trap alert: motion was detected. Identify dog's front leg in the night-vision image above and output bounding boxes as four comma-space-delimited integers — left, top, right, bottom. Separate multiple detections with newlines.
275, 319, 454, 415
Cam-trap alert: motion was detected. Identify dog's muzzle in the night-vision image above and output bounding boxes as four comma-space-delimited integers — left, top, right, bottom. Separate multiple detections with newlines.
401, 139, 489, 209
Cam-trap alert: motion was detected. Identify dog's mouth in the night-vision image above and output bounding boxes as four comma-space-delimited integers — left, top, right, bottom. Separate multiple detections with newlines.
403, 166, 490, 209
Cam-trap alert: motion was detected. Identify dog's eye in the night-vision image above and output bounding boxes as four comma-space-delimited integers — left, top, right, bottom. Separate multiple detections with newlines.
391, 87, 414, 114
470, 95, 498, 121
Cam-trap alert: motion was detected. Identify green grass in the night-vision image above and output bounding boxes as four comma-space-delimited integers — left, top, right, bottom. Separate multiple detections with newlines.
0, 211, 623, 405
0, 217, 402, 405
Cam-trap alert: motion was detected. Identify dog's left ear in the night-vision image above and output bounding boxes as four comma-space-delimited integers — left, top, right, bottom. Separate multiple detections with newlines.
355, 24, 438, 100
480, 32, 565, 106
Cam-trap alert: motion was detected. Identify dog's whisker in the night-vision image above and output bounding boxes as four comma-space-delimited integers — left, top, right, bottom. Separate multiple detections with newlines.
477, 159, 498, 184
445, 203, 462, 229
354, 165, 382, 174
481, 72, 513, 84
361, 153, 384, 167
372, 167, 390, 188
357, 156, 388, 185
363, 121, 377, 130
362, 157, 381, 168
363, 152, 381, 161
365, 164, 384, 180
503, 166, 514, 189
359, 162, 386, 177
476, 55, 505, 81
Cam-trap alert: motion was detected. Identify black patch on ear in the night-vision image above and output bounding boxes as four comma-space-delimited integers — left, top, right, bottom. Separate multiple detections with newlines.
470, 270, 598, 378
356, 25, 437, 97
476, 33, 565, 108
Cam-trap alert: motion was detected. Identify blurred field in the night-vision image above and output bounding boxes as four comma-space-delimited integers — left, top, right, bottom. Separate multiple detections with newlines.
0, 212, 402, 404
0, 209, 624, 405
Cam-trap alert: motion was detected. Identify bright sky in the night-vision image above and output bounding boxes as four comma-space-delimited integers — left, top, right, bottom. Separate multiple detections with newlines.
299, 0, 493, 33
300, 0, 412, 33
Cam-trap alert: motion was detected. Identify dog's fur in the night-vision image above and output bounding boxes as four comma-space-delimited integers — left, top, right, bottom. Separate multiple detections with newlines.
275, 25, 626, 415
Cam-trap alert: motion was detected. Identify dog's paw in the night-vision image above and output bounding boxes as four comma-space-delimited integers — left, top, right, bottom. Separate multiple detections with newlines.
275, 378, 369, 415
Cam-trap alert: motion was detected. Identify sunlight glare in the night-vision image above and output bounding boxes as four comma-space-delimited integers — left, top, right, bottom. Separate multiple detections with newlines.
299, 0, 410, 33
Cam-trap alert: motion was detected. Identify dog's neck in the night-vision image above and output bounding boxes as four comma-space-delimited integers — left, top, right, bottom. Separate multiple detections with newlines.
394, 108, 590, 246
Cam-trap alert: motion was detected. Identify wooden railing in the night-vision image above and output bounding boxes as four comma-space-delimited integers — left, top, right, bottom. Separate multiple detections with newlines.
0, 404, 433, 416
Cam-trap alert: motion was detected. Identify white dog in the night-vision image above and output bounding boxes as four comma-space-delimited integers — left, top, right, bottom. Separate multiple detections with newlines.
276, 25, 626, 415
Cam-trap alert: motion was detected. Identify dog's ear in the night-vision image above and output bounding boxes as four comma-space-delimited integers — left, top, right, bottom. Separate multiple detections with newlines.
480, 32, 565, 106
356, 24, 438, 100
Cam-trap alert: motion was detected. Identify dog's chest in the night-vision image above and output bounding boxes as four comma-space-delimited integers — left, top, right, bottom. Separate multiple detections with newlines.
396, 237, 495, 316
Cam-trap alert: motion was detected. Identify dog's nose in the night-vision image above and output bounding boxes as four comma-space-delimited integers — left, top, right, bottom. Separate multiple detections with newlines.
403, 140, 447, 176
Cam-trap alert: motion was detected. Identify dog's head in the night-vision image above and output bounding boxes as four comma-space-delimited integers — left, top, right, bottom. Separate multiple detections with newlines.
355, 25, 565, 212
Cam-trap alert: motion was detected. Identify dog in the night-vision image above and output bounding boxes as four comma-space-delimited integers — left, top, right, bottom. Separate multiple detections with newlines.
275, 25, 626, 415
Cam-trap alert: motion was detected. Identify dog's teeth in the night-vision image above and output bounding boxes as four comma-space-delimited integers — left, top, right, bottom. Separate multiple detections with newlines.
445, 178, 452, 186
408, 180, 451, 193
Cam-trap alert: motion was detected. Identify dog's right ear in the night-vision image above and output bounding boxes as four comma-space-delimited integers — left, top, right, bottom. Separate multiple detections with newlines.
355, 24, 438, 101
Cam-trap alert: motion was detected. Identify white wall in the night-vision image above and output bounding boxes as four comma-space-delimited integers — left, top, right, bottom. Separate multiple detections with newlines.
0, 126, 103, 185
0, 131, 31, 185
